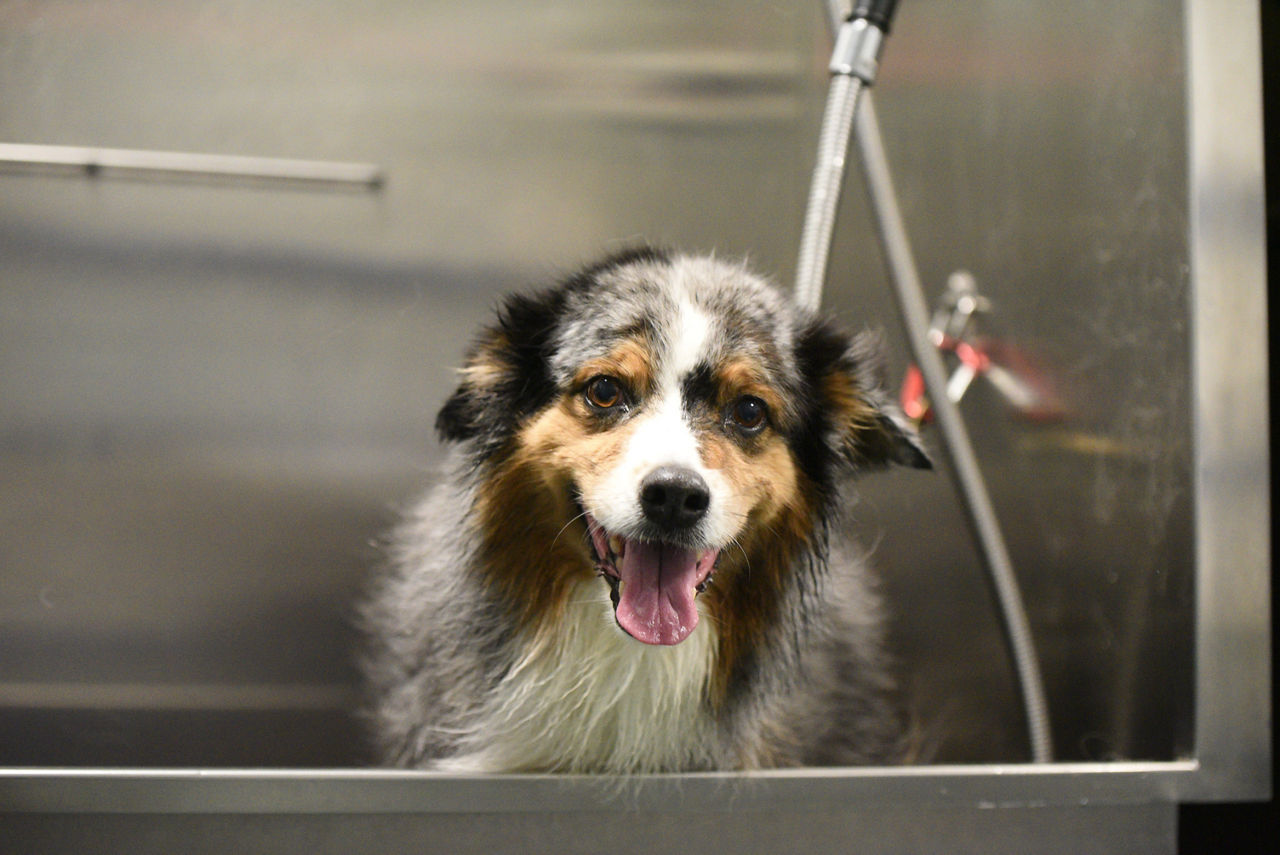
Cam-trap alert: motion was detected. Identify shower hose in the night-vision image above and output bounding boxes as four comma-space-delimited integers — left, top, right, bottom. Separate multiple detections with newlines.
795, 0, 1054, 764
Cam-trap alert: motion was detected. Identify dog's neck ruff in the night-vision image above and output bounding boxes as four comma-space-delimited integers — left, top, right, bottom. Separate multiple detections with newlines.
435, 577, 720, 774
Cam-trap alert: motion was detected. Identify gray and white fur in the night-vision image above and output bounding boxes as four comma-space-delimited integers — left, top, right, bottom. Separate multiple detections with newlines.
359, 247, 928, 773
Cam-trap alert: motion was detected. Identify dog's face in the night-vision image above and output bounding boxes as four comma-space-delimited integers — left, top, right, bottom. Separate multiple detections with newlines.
438, 248, 927, 648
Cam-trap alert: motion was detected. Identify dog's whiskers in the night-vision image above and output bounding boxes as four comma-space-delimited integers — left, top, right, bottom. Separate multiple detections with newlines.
550, 508, 591, 554
727, 535, 751, 577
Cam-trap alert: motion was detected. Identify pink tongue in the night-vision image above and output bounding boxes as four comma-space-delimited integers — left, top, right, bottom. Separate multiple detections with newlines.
614, 539, 707, 645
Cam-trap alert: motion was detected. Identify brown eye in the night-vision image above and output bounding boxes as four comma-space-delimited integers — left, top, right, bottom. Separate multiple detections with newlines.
585, 375, 625, 411
730, 396, 768, 433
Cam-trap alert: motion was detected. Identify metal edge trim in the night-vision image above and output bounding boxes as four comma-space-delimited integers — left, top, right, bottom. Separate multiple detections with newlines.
1185, 0, 1273, 803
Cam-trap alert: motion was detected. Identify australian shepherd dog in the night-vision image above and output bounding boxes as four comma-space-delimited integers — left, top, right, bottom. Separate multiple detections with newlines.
360, 247, 929, 773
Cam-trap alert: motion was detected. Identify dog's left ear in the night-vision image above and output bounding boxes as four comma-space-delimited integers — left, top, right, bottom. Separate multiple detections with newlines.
799, 321, 931, 472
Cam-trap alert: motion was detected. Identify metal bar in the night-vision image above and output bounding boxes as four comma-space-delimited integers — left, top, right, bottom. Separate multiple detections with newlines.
0, 682, 353, 712
0, 762, 1200, 815
853, 92, 1054, 764
0, 143, 384, 191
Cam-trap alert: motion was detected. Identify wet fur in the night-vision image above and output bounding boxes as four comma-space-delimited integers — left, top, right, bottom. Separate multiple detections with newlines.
360, 247, 928, 772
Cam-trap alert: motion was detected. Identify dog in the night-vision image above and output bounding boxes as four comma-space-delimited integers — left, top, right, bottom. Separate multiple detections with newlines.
359, 247, 929, 773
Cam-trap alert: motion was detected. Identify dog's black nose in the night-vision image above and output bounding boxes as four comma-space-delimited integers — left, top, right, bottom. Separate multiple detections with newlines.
639, 466, 710, 531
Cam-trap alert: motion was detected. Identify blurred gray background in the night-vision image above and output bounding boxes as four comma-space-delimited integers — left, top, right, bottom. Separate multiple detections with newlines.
0, 0, 1192, 765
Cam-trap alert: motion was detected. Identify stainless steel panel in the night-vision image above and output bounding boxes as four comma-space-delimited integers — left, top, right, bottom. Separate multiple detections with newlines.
0, 0, 1264, 789
830, 0, 1198, 764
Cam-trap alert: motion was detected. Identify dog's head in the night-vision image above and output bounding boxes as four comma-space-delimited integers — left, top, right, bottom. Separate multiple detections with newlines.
438, 248, 928, 646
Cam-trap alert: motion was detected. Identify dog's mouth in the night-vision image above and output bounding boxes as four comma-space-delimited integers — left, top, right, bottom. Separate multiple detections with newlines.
584, 513, 719, 646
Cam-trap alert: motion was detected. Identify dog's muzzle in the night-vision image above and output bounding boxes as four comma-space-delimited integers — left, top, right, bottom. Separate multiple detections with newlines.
586, 466, 721, 646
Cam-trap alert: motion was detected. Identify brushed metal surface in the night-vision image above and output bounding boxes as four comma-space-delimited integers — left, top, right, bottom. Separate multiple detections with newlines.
0, 0, 1261, 786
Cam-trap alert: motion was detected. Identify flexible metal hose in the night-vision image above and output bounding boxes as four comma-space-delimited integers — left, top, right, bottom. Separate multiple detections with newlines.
794, 72, 865, 313
853, 94, 1054, 763
795, 1, 1053, 762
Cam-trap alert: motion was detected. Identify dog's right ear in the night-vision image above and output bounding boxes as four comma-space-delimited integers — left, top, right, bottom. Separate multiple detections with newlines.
436, 289, 565, 449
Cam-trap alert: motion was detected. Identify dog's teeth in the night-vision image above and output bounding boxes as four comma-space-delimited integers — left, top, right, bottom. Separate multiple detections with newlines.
608, 535, 623, 556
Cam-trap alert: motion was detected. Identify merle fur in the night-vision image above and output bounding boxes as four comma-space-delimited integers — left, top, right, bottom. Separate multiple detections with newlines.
361, 247, 928, 771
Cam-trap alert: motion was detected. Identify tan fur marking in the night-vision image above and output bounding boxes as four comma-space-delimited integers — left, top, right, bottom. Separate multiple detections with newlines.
458, 362, 503, 392
521, 400, 636, 492
821, 370, 883, 463
459, 333, 513, 390
700, 434, 800, 529
573, 338, 653, 396
697, 424, 812, 709
714, 359, 788, 426
822, 370, 874, 424
474, 398, 641, 637
700, 436, 728, 470
472, 447, 584, 635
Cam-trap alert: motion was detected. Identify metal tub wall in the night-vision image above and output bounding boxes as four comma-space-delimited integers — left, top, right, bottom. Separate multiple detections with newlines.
0, 0, 1192, 766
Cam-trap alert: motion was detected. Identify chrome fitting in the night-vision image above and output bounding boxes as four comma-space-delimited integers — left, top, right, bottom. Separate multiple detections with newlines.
828, 17, 885, 84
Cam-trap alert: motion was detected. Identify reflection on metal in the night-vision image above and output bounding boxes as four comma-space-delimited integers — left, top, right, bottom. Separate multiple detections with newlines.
900, 273, 1065, 424
0, 143, 384, 192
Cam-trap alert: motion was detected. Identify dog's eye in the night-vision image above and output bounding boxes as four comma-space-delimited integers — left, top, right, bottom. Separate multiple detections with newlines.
584, 375, 625, 411
729, 396, 768, 433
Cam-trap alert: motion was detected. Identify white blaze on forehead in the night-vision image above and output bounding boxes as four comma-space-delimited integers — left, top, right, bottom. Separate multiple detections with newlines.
663, 291, 712, 388
631, 274, 712, 474
620, 266, 715, 475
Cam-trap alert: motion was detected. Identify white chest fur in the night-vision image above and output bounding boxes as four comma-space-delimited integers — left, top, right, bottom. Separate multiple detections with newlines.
437, 578, 720, 773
